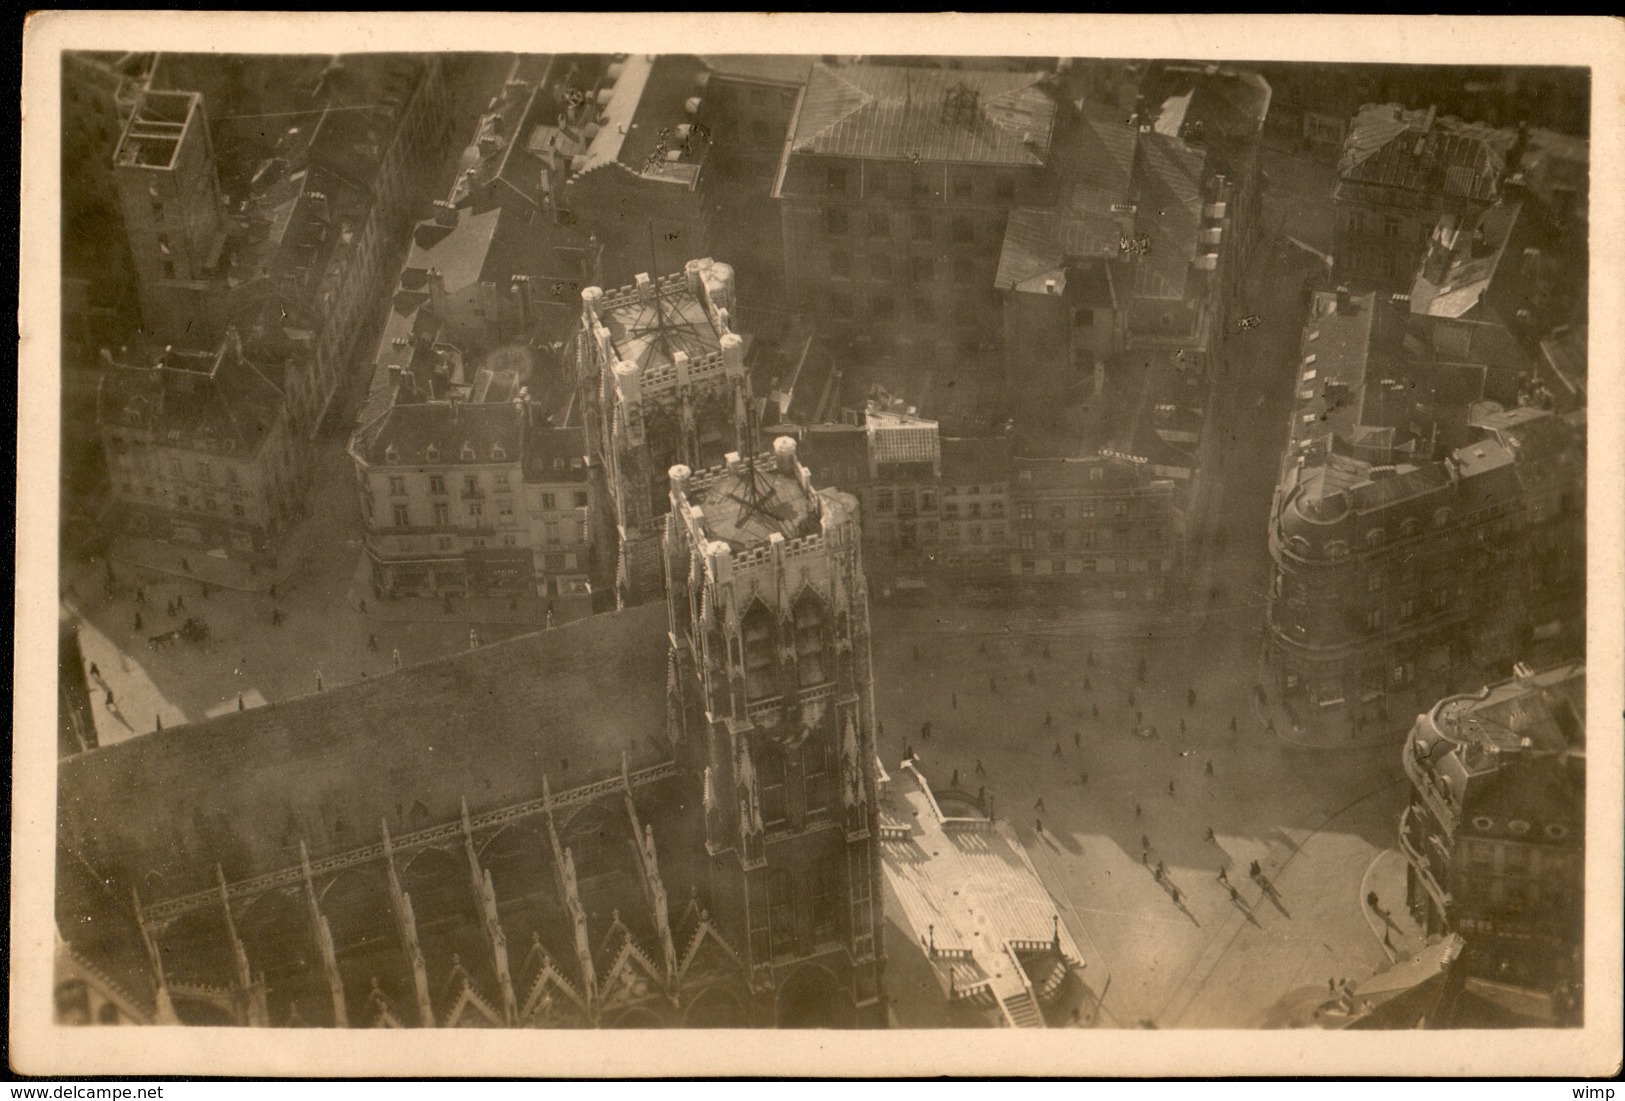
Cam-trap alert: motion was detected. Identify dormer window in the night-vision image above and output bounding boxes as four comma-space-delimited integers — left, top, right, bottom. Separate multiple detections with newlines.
1365, 529, 1385, 548
425, 444, 440, 462
461, 443, 476, 461
1433, 507, 1453, 528
491, 444, 507, 461
1325, 540, 1349, 559
385, 444, 401, 463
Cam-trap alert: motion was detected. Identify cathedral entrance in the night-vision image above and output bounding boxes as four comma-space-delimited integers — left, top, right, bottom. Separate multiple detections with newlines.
775, 963, 854, 1029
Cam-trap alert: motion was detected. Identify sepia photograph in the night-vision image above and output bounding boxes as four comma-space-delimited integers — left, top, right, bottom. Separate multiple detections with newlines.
13, 11, 1623, 1080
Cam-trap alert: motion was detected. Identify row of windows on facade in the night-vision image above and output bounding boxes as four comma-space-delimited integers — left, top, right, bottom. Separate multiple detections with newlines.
820, 206, 1008, 243
875, 495, 1147, 522
384, 471, 589, 508
872, 520, 1162, 552
409, 532, 566, 554
1281, 506, 1496, 559
113, 450, 251, 485
381, 498, 588, 537
825, 291, 997, 326
120, 483, 255, 519
1017, 557, 1163, 576
382, 441, 510, 464
822, 164, 1019, 204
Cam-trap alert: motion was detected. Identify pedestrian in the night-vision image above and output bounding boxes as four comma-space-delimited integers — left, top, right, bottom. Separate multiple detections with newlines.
1205, 827, 1216, 843
1080, 771, 1089, 786
1249, 860, 1262, 879
134, 611, 142, 631
136, 587, 146, 606
1265, 717, 1276, 733
1137, 657, 1147, 683
359, 599, 367, 614
1091, 703, 1100, 719
1052, 742, 1062, 757
1043, 644, 1051, 659
1035, 819, 1043, 835
951, 769, 960, 788
1187, 687, 1197, 708
1180, 717, 1187, 736
1141, 848, 1149, 865
1035, 798, 1046, 813
1229, 715, 1238, 732
469, 629, 480, 649
1128, 690, 1136, 708
180, 557, 191, 573
951, 692, 957, 709
104, 689, 115, 708
392, 648, 402, 670
1083, 675, 1091, 691
1073, 730, 1081, 749
1136, 710, 1143, 727
201, 581, 210, 599
269, 582, 278, 600
155, 714, 162, 733
1217, 867, 1228, 885
1086, 651, 1095, 667
1140, 833, 1150, 851
176, 593, 186, 611
1227, 883, 1239, 903
1135, 803, 1142, 819
975, 757, 986, 776
272, 608, 283, 626
905, 742, 915, 761
238, 693, 245, 712
1168, 780, 1176, 797
1044, 711, 1053, 727
1170, 886, 1182, 905
88, 662, 100, 680
1366, 891, 1380, 912
1155, 861, 1165, 880
989, 676, 997, 693
166, 599, 176, 618
979, 642, 988, 656
316, 671, 325, 692
922, 721, 932, 739
1027, 669, 1036, 685
1328, 978, 1337, 995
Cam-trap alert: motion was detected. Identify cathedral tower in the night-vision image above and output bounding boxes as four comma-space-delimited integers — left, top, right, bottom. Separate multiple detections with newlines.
662, 437, 886, 1027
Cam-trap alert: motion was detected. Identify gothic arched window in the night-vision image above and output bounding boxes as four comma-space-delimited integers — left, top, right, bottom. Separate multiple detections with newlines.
759, 746, 788, 827
743, 604, 779, 700
794, 594, 829, 686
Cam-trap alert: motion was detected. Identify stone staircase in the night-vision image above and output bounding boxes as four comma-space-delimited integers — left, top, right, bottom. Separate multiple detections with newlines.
1000, 989, 1044, 1028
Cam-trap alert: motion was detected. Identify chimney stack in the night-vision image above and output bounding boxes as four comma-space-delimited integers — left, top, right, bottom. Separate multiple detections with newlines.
1335, 286, 1353, 315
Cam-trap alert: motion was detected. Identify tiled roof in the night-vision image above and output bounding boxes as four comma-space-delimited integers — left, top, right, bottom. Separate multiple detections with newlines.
1338, 103, 1514, 201
789, 64, 1056, 165
56, 602, 675, 903
1409, 203, 1524, 319
523, 424, 590, 485
362, 401, 523, 466
98, 335, 285, 457
700, 54, 816, 87
995, 209, 1124, 291
405, 207, 504, 296
1131, 132, 1208, 300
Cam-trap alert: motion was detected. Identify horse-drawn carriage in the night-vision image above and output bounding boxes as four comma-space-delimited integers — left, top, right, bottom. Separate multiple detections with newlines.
148, 617, 210, 649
